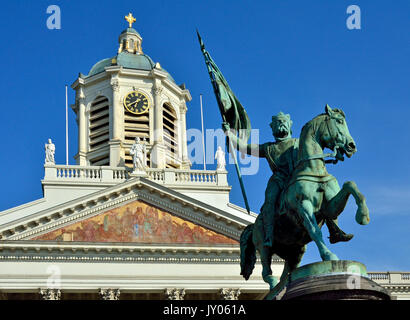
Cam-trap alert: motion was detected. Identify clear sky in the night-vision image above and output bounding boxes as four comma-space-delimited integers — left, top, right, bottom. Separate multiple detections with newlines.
0, 0, 409, 271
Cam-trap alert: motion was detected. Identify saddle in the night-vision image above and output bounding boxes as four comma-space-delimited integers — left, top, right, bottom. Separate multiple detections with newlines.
276, 172, 337, 216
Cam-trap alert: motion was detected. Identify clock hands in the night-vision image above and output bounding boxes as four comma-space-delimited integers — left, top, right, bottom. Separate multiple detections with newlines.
124, 92, 149, 114
127, 98, 141, 107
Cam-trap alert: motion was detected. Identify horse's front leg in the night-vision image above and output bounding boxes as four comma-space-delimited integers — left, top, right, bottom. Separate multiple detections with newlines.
324, 180, 370, 225
297, 199, 338, 261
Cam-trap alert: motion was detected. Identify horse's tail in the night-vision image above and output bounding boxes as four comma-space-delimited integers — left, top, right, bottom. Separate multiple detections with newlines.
240, 224, 257, 280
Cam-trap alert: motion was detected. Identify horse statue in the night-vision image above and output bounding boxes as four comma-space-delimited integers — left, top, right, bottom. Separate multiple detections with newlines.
240, 105, 370, 297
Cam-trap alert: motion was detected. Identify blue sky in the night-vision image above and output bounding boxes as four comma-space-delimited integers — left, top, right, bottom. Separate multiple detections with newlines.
0, 0, 409, 271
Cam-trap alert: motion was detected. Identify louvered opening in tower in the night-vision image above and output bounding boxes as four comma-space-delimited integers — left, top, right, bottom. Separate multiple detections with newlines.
124, 109, 150, 168
89, 96, 109, 166
163, 103, 178, 167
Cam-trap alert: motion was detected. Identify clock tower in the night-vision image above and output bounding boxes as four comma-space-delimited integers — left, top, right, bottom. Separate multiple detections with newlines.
71, 13, 192, 169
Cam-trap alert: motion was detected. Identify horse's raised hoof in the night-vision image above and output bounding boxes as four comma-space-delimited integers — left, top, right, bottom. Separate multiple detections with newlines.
263, 275, 278, 290
321, 251, 339, 261
355, 204, 370, 225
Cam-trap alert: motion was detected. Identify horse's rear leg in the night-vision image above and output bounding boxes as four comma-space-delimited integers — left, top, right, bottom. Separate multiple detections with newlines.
260, 247, 277, 290
278, 246, 306, 284
268, 246, 306, 299
298, 200, 338, 261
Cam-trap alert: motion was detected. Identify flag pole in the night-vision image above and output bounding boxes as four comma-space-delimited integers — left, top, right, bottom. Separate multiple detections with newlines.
196, 31, 250, 214
200, 94, 206, 170
65, 85, 69, 165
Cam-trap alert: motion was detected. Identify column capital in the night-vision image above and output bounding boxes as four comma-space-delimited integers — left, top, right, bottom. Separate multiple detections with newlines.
153, 86, 163, 96
219, 288, 241, 300
39, 288, 61, 300
165, 288, 185, 300
76, 85, 86, 100
179, 104, 187, 114
99, 288, 120, 300
110, 79, 120, 92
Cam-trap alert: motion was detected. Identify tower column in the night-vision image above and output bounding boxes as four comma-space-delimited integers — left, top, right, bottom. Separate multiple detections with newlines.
109, 78, 124, 167
77, 87, 87, 166
180, 105, 190, 169
151, 82, 166, 168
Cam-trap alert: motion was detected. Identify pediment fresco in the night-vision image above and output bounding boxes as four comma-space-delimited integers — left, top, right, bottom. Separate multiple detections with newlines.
32, 200, 238, 245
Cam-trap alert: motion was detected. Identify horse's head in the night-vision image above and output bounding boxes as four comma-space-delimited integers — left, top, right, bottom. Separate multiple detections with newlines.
322, 104, 356, 161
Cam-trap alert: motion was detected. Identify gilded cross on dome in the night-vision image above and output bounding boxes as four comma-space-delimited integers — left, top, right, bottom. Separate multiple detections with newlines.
125, 12, 136, 28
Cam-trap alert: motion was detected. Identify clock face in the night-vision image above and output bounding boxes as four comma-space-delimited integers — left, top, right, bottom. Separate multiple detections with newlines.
123, 91, 150, 114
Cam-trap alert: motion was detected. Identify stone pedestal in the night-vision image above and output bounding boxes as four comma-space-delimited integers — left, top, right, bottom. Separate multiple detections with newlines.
274, 260, 390, 300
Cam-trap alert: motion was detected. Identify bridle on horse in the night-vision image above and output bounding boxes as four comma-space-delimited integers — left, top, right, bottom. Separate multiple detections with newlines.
295, 115, 341, 168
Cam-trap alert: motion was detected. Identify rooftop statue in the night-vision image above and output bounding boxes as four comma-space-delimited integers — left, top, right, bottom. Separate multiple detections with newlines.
198, 33, 370, 298
130, 137, 147, 173
45, 138, 55, 165
215, 146, 226, 172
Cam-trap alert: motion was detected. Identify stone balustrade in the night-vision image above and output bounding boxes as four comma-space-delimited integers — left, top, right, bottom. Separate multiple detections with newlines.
44, 164, 228, 187
44, 165, 129, 182
368, 272, 410, 284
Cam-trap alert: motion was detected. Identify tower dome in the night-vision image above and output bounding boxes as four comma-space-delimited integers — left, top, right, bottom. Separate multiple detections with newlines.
87, 15, 175, 82
72, 13, 191, 170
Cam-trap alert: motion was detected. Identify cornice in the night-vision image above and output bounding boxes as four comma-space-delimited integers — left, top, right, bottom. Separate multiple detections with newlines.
72, 67, 190, 104
383, 285, 410, 293
80, 71, 111, 87
0, 241, 283, 264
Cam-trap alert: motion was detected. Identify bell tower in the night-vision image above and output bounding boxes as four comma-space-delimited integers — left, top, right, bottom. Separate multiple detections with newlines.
71, 13, 192, 169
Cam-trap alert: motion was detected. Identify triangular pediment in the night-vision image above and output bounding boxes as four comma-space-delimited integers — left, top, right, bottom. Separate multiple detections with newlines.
0, 177, 254, 242
31, 200, 237, 245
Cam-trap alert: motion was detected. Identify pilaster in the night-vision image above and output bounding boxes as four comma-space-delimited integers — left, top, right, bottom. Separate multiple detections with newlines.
150, 82, 166, 169
111, 78, 123, 141
109, 140, 124, 167
180, 104, 190, 169
150, 143, 166, 169
77, 87, 87, 166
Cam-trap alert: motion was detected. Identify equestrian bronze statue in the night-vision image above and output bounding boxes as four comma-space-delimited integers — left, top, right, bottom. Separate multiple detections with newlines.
198, 33, 369, 298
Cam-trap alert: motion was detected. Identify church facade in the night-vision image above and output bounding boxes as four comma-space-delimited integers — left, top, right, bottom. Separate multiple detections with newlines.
0, 14, 408, 300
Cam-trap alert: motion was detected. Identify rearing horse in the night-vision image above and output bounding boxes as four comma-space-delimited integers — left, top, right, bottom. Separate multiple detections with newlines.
240, 105, 370, 297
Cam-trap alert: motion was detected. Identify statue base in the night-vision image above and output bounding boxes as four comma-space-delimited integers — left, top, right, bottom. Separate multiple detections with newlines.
129, 170, 148, 178
266, 260, 391, 300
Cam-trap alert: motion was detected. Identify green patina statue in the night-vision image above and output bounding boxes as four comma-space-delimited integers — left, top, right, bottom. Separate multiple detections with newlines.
238, 105, 370, 297
224, 111, 353, 250
197, 33, 370, 298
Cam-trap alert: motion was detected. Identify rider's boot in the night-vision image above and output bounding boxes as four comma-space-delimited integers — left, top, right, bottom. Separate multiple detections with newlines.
327, 219, 354, 244
261, 201, 275, 248
263, 222, 274, 248
262, 209, 275, 248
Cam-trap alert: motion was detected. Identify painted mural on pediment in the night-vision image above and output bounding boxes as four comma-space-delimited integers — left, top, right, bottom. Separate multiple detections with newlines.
32, 200, 238, 245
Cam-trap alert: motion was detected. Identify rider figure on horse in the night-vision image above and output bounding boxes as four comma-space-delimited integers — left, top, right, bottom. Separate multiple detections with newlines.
223, 111, 353, 247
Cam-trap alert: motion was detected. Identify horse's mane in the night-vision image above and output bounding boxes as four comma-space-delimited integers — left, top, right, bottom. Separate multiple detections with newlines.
300, 109, 345, 140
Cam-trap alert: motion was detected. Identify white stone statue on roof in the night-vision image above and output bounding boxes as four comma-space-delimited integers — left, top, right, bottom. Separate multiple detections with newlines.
215, 146, 226, 171
45, 138, 55, 165
130, 137, 147, 173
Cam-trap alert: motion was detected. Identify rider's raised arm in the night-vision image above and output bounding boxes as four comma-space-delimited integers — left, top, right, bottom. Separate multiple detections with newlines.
222, 122, 266, 158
